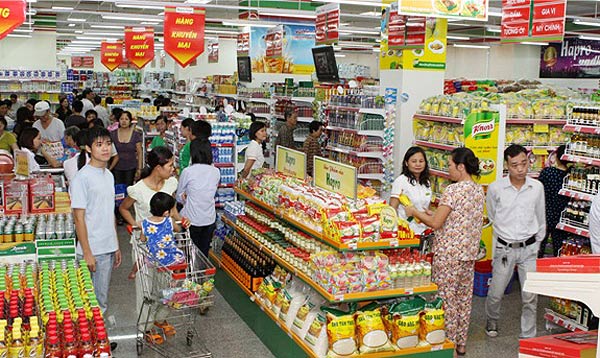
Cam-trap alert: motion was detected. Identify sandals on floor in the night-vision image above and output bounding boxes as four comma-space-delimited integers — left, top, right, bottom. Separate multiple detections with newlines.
154, 321, 176, 336
456, 344, 466, 356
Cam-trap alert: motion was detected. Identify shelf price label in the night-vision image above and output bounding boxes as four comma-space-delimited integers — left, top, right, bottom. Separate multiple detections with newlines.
164, 6, 206, 68
275, 146, 307, 180
0, 0, 26, 40
313, 156, 357, 199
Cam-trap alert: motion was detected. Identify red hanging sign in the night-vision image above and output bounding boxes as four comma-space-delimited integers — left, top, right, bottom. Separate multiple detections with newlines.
237, 32, 250, 56
101, 41, 123, 72
315, 3, 339, 46
124, 26, 154, 69
501, 0, 566, 43
71, 56, 94, 68
208, 40, 219, 64
0, 0, 26, 40
387, 3, 426, 50
265, 25, 283, 59
163, 6, 205, 68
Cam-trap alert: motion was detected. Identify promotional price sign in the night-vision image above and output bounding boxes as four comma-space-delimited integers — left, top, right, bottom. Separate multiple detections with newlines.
388, 3, 426, 50
14, 149, 29, 178
0, 0, 26, 40
237, 32, 250, 56
398, 0, 488, 21
501, 0, 566, 43
101, 41, 123, 71
208, 40, 219, 63
315, 3, 339, 45
275, 146, 306, 180
313, 156, 357, 199
265, 25, 284, 59
164, 6, 205, 68
124, 27, 154, 69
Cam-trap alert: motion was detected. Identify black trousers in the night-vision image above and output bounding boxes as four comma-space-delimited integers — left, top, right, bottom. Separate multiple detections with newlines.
189, 223, 216, 258
113, 169, 136, 220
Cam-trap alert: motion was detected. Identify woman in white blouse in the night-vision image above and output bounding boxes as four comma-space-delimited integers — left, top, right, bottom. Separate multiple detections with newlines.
17, 127, 59, 173
240, 121, 267, 179
389, 146, 433, 235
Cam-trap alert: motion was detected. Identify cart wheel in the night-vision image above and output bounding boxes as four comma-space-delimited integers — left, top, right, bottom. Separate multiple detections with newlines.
187, 331, 194, 346
136, 339, 143, 355
199, 306, 209, 315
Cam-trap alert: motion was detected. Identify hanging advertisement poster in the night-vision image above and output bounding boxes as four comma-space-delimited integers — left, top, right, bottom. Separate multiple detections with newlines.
208, 40, 219, 64
265, 25, 284, 59
387, 3, 426, 50
501, 0, 566, 43
124, 27, 155, 69
315, 3, 339, 45
540, 39, 600, 78
163, 6, 205, 67
398, 0, 488, 21
0, 0, 26, 40
250, 24, 316, 74
237, 32, 250, 56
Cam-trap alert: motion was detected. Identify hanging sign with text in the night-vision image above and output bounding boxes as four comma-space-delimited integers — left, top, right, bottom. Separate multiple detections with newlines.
0, 0, 26, 40
164, 6, 205, 67
124, 26, 155, 69
388, 3, 426, 50
237, 32, 250, 56
315, 3, 339, 45
501, 0, 566, 43
208, 40, 219, 63
101, 41, 123, 71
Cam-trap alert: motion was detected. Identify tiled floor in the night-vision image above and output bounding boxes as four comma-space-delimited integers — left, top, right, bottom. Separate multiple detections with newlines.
106, 227, 556, 358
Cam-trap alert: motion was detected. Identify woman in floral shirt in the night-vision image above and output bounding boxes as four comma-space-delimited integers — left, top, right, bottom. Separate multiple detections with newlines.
405, 147, 484, 356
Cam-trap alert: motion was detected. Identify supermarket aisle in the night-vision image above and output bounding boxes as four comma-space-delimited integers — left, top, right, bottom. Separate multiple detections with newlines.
104, 226, 275, 358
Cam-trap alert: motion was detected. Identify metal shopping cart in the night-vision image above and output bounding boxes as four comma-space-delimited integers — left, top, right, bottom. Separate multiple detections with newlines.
131, 227, 216, 357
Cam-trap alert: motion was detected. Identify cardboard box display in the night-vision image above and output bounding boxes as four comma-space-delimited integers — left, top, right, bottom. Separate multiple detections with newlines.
3, 180, 28, 214
28, 176, 55, 214
537, 255, 600, 274
520, 331, 598, 358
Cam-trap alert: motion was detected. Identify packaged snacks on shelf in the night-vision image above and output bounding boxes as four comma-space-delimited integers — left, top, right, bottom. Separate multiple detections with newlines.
3, 180, 28, 215
419, 297, 446, 345
28, 176, 55, 214
324, 307, 358, 358
354, 303, 394, 354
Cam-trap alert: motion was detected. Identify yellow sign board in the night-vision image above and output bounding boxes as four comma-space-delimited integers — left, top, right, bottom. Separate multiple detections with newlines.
463, 111, 500, 185
398, 0, 489, 21
275, 146, 307, 180
313, 156, 357, 199
14, 150, 29, 178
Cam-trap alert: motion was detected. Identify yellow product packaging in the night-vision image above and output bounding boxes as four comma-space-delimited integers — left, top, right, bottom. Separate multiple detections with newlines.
324, 307, 358, 358
419, 298, 446, 345
387, 300, 424, 349
354, 303, 394, 354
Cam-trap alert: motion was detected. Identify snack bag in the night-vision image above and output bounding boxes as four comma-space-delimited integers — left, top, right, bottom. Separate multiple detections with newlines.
388, 300, 423, 349
324, 307, 358, 358
354, 303, 394, 354
304, 311, 329, 358
419, 297, 446, 345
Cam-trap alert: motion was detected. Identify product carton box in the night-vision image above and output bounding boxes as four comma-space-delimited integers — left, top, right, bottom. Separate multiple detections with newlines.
28, 176, 55, 214
537, 255, 600, 274
519, 331, 597, 358
3, 180, 28, 214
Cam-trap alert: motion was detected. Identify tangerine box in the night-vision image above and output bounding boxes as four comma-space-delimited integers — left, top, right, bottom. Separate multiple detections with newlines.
519, 331, 597, 358
537, 255, 600, 274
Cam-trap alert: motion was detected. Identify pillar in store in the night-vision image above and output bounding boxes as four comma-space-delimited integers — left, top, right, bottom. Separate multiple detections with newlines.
379, 11, 447, 170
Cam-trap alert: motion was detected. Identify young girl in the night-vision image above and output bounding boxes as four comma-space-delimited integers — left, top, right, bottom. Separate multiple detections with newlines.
142, 192, 185, 268
149, 115, 169, 150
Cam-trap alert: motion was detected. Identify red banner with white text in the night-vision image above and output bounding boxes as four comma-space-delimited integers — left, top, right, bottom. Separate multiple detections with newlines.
0, 0, 26, 40
315, 3, 339, 45
124, 27, 154, 69
501, 0, 566, 43
164, 6, 205, 68
101, 41, 123, 72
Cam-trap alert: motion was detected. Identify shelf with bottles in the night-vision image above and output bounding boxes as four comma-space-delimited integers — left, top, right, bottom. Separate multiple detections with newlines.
560, 168, 600, 202
326, 131, 385, 160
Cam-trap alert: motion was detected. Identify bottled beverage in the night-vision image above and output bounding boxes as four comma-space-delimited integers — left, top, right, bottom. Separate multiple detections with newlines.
26, 328, 42, 358
8, 327, 24, 358
94, 329, 111, 358
79, 331, 94, 358
63, 334, 78, 358
44, 335, 61, 358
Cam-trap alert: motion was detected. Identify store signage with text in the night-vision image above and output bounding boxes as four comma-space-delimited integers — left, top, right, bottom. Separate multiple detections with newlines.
398, 0, 488, 21
0, 0, 26, 40
164, 6, 205, 68
501, 0, 566, 43
70, 56, 94, 69
208, 40, 219, 63
276, 146, 306, 180
313, 156, 357, 199
237, 32, 250, 56
388, 3, 426, 50
265, 25, 284, 59
540, 39, 600, 78
101, 41, 123, 71
463, 111, 501, 185
315, 3, 339, 46
124, 27, 155, 69
14, 150, 29, 178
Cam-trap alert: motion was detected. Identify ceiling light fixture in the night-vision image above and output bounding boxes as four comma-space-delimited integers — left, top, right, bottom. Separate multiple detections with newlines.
141, 22, 160, 25
578, 35, 600, 40
573, 18, 600, 27
317, 0, 391, 8
6, 34, 32, 38
259, 11, 316, 19
339, 28, 380, 35
453, 43, 490, 49
77, 36, 122, 41
68, 24, 76, 27
205, 29, 239, 34
13, 29, 34, 33
102, 14, 162, 22
334, 54, 346, 57
51, 6, 73, 11
447, 35, 471, 40
520, 41, 549, 46
486, 26, 501, 33
91, 25, 126, 29
222, 20, 275, 28
68, 18, 86, 22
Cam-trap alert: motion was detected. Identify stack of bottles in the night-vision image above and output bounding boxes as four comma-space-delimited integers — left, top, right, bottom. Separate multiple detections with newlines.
221, 234, 276, 292
565, 167, 600, 194
44, 309, 110, 358
0, 213, 75, 244
561, 199, 591, 227
384, 249, 433, 289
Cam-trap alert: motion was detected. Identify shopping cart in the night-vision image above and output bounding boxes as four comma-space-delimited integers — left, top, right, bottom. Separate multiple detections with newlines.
131, 227, 216, 357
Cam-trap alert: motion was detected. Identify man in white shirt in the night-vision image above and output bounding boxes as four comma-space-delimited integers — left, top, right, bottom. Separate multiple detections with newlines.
8, 94, 22, 118
588, 195, 600, 253
32, 101, 65, 142
485, 144, 546, 339
93, 95, 110, 128
81, 88, 95, 116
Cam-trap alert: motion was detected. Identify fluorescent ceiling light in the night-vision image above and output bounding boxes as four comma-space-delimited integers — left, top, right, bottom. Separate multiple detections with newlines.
339, 28, 380, 35
68, 24, 76, 27
259, 11, 316, 19
205, 29, 239, 34
13, 29, 34, 33
71, 40, 102, 44
7, 34, 32, 38
141, 22, 160, 25
26, 0, 37, 2
573, 19, 600, 27
334, 54, 346, 57
51, 6, 73, 10
447, 35, 470, 40
222, 20, 275, 28
372, 48, 380, 52
185, 0, 212, 3
26, 10, 36, 16
68, 18, 86, 22
102, 14, 161, 22
318, 0, 390, 7
453, 43, 490, 49
77, 36, 122, 41
579, 35, 600, 40
520, 41, 549, 46
91, 25, 125, 29
360, 11, 380, 17
486, 26, 501, 33
116, 3, 164, 10
82, 31, 124, 36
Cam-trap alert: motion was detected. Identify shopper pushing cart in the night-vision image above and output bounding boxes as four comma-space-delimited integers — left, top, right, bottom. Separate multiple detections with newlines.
131, 192, 216, 357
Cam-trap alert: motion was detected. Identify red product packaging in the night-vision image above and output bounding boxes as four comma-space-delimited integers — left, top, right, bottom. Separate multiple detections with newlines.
3, 180, 28, 214
537, 255, 600, 274
519, 331, 597, 358
28, 176, 55, 214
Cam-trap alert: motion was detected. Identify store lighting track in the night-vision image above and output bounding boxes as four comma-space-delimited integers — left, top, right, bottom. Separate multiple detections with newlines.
7, 34, 32, 38
520, 41, 549, 46
13, 29, 34, 33
205, 29, 239, 34
222, 20, 275, 28
447, 35, 471, 40
453, 43, 490, 49
316, 0, 391, 8
51, 6, 74, 11
90, 25, 125, 29
68, 18, 86, 22
102, 14, 162, 22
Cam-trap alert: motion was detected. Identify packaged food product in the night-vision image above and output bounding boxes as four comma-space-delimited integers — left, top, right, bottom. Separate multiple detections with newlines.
419, 298, 446, 345
292, 293, 325, 339
386, 299, 423, 349
304, 311, 329, 358
354, 303, 394, 354
324, 307, 358, 358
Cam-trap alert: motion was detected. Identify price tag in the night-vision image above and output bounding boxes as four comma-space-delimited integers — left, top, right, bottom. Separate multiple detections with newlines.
431, 345, 443, 351
250, 295, 256, 302
532, 148, 549, 156
405, 288, 414, 295
348, 242, 357, 250
594, 128, 600, 135
334, 294, 344, 302
575, 126, 582, 132
533, 123, 549, 133
390, 240, 399, 247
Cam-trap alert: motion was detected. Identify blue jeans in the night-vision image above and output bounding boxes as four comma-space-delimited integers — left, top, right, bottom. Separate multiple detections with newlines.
78, 252, 115, 314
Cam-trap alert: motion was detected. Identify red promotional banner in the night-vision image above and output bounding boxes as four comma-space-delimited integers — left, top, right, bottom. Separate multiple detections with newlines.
71, 56, 94, 68
0, 0, 26, 40
315, 3, 339, 46
101, 41, 123, 71
237, 33, 249, 56
388, 3, 426, 50
208, 40, 219, 63
501, 0, 565, 43
124, 27, 154, 69
163, 6, 205, 68
265, 25, 283, 59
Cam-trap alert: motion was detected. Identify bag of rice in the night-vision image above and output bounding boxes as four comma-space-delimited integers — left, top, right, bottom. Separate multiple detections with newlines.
419, 297, 446, 345
354, 302, 394, 354
387, 299, 423, 349
292, 293, 325, 339
323, 307, 358, 358
304, 311, 328, 358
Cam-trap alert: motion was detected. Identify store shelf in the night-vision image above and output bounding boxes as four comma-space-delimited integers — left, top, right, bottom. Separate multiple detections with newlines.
291, 96, 314, 103
326, 125, 357, 133
413, 114, 463, 124
245, 97, 274, 104
559, 188, 595, 202
223, 215, 436, 303
506, 119, 566, 125
563, 124, 600, 135
328, 104, 360, 112
0, 90, 62, 94
234, 188, 420, 252
297, 117, 314, 123
430, 168, 451, 179
414, 140, 458, 151
556, 221, 589, 238
359, 107, 386, 116
325, 146, 385, 160
358, 173, 385, 181
561, 153, 600, 166
211, 143, 234, 148
214, 162, 235, 168
215, 93, 237, 99
544, 308, 589, 332
358, 130, 385, 138
253, 113, 271, 119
